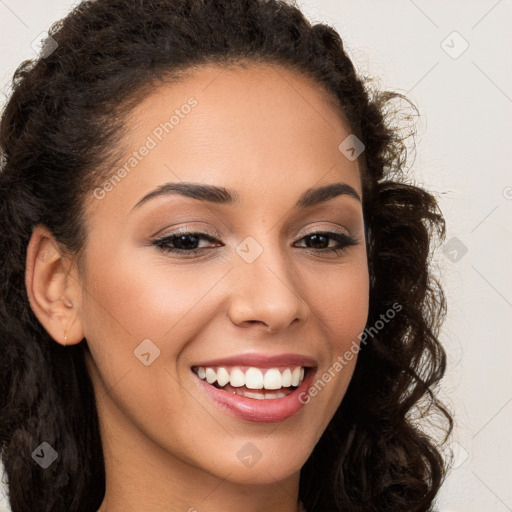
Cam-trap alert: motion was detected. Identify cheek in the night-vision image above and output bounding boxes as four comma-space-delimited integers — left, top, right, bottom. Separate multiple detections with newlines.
81, 245, 227, 342
306, 256, 370, 348
299, 254, 369, 414
79, 245, 234, 407
80, 249, 206, 439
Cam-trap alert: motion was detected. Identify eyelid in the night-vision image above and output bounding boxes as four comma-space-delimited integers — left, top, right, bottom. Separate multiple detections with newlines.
155, 223, 353, 242
153, 223, 221, 239
295, 222, 352, 238
153, 218, 357, 238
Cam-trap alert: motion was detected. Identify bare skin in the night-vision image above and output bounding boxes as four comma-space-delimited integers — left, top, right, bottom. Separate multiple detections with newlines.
25, 63, 369, 512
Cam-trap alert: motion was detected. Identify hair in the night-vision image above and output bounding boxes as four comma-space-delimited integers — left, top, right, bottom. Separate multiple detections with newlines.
0, 0, 453, 511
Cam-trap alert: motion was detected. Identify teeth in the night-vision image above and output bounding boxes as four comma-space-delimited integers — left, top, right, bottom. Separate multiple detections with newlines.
233, 389, 289, 400
281, 368, 292, 387
193, 365, 307, 390
291, 367, 301, 387
265, 390, 287, 399
205, 367, 217, 384
244, 391, 265, 400
245, 368, 264, 389
216, 367, 230, 387
263, 368, 282, 390
230, 368, 245, 388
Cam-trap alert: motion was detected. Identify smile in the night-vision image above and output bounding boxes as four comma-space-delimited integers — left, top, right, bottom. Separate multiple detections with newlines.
190, 353, 317, 423
192, 365, 307, 400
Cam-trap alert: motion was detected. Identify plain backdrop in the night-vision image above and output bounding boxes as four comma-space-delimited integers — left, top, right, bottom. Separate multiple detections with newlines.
1, 1, 511, 511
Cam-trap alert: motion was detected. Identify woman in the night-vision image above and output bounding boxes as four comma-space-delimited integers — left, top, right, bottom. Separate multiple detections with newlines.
0, 1, 453, 511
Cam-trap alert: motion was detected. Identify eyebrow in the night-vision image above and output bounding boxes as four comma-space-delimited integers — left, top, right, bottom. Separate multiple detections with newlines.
130, 181, 361, 213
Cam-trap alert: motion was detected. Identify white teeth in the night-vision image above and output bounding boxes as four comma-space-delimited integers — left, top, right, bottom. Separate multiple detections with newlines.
216, 367, 230, 387
194, 365, 308, 391
205, 367, 217, 384
229, 368, 245, 388
281, 368, 292, 387
265, 390, 287, 399
244, 391, 265, 400
233, 389, 288, 400
263, 368, 282, 390
291, 367, 301, 386
245, 368, 264, 389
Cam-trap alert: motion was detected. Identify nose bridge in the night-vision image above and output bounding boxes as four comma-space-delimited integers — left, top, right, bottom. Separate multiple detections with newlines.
228, 234, 308, 331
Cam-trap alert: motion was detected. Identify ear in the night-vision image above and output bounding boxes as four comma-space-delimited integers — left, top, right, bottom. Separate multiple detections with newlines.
25, 224, 85, 346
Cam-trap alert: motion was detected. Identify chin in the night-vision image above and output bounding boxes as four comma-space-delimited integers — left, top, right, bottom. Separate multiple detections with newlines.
206, 440, 311, 485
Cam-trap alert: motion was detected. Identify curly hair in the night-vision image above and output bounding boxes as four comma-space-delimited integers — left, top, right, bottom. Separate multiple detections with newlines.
0, 0, 453, 511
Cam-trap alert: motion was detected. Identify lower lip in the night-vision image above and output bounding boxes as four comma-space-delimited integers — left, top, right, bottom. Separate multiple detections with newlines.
193, 368, 317, 423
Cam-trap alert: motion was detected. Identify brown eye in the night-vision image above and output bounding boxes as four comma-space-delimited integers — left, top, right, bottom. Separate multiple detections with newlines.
153, 231, 222, 256
294, 231, 358, 254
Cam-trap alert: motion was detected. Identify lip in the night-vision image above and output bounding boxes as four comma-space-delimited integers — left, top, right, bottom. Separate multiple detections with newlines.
192, 363, 317, 423
192, 352, 317, 369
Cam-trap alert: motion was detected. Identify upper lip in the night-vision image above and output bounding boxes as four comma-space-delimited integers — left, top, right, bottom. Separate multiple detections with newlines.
192, 352, 317, 368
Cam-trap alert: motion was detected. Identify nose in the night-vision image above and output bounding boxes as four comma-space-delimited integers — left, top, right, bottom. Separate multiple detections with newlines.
227, 241, 310, 333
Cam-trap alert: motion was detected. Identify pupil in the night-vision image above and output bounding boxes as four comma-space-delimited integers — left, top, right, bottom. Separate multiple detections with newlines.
308, 234, 328, 249
175, 235, 198, 250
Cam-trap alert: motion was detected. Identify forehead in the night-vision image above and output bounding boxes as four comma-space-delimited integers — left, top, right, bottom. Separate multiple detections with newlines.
84, 62, 362, 220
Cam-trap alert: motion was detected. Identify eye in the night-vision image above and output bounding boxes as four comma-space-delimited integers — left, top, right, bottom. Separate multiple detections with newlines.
151, 228, 358, 257
294, 230, 358, 255
152, 230, 221, 257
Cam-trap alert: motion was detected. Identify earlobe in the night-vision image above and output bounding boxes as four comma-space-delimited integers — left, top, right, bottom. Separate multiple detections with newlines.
25, 224, 84, 346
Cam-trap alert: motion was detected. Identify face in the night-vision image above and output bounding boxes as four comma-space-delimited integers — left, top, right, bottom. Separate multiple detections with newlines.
73, 63, 369, 486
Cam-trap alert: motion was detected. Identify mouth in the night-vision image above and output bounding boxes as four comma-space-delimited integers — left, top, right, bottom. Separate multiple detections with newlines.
192, 364, 309, 400
190, 355, 317, 423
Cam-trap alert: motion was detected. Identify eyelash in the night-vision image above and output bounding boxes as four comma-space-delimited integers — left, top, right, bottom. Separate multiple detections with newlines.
152, 228, 358, 257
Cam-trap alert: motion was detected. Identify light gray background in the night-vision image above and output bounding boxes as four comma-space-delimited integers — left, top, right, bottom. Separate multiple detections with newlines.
1, 1, 511, 511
